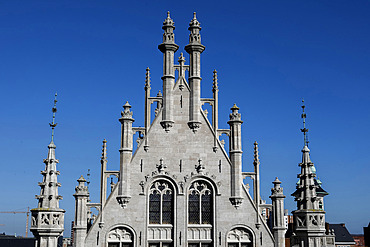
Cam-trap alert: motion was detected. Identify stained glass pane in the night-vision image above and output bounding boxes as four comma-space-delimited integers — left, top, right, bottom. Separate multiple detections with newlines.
201, 193, 212, 224
162, 190, 173, 224
228, 244, 238, 247
188, 244, 199, 247
149, 192, 160, 224
189, 192, 200, 224
201, 244, 212, 247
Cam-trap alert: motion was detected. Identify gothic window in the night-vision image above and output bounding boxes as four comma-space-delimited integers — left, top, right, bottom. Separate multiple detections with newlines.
227, 228, 253, 247
188, 181, 212, 225
107, 227, 133, 247
149, 181, 174, 225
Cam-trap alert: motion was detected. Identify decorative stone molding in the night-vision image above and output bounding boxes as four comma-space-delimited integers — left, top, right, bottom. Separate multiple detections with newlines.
148, 225, 173, 241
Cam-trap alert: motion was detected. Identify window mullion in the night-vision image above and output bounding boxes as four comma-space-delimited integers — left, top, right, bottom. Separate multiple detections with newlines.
199, 194, 202, 224
160, 193, 163, 224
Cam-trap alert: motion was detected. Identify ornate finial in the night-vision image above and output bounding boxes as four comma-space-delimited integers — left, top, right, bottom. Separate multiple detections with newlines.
300, 99, 309, 147
145, 67, 151, 90
188, 12, 201, 44
157, 90, 162, 97
189, 12, 200, 27
213, 70, 218, 90
228, 104, 242, 122
49, 92, 58, 142
271, 177, 284, 195
253, 141, 260, 166
163, 11, 174, 27
121, 101, 133, 119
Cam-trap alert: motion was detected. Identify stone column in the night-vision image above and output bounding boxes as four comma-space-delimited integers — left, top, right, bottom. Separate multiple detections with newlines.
185, 12, 205, 132
227, 104, 243, 207
117, 102, 134, 208
158, 12, 179, 132
270, 177, 286, 247
73, 176, 89, 247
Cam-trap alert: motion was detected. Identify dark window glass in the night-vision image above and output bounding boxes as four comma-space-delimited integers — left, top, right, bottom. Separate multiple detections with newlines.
188, 181, 212, 225
149, 181, 173, 225
201, 192, 212, 224
162, 190, 173, 224
108, 244, 119, 247
149, 191, 161, 224
188, 192, 200, 224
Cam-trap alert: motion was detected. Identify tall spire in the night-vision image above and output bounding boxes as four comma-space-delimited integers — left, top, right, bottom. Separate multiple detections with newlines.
49, 93, 58, 143
300, 99, 309, 147
31, 93, 65, 247
290, 99, 333, 246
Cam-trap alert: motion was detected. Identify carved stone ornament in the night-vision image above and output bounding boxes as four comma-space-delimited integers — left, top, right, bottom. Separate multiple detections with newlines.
116, 196, 131, 209
160, 120, 174, 132
188, 121, 201, 133
107, 227, 133, 243
227, 228, 252, 243
229, 197, 243, 208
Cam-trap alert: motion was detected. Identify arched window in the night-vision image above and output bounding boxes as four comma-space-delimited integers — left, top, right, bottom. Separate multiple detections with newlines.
227, 228, 253, 247
188, 181, 213, 247
149, 180, 174, 224
188, 181, 212, 224
148, 180, 174, 247
107, 227, 134, 247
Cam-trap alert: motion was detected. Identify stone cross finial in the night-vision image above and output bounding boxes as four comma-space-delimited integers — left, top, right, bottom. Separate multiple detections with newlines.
178, 53, 186, 77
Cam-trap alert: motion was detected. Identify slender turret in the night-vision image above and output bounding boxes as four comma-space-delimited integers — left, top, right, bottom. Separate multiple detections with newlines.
31, 93, 65, 247
228, 104, 243, 207
117, 102, 134, 208
73, 176, 89, 247
270, 178, 286, 247
159, 12, 179, 132
185, 12, 205, 132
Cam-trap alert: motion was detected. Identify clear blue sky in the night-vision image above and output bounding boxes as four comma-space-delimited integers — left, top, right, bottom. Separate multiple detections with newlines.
1, 0, 369, 237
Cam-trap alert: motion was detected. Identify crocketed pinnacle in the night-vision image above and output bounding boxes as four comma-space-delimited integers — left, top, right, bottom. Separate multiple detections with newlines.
213, 70, 218, 91
253, 141, 260, 166
145, 67, 151, 90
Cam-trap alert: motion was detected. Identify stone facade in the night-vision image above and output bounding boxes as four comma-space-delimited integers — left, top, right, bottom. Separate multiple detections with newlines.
71, 12, 286, 247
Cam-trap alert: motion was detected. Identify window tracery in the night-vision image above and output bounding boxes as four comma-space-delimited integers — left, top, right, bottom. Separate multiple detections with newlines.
107, 227, 133, 247
227, 228, 253, 247
149, 180, 174, 225
188, 181, 212, 225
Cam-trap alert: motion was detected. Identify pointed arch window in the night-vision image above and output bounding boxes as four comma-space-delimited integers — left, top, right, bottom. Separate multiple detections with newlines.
188, 181, 212, 225
107, 227, 134, 247
227, 228, 253, 247
149, 180, 174, 225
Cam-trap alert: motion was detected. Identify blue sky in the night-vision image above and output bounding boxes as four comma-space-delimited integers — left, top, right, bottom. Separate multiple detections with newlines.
1, 0, 369, 237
